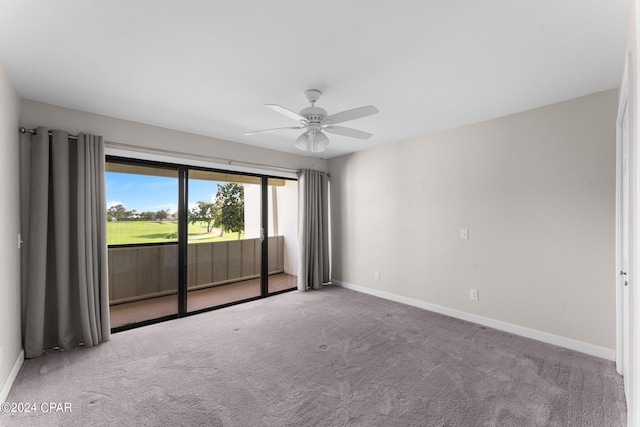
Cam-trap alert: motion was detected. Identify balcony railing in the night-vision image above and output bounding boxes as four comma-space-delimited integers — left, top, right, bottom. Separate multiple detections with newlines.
108, 236, 285, 305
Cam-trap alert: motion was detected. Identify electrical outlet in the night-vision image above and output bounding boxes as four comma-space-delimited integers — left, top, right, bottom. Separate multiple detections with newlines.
374, 271, 380, 280
470, 289, 479, 301
460, 228, 469, 239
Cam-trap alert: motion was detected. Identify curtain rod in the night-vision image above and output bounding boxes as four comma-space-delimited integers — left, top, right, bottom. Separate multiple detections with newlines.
19, 126, 303, 174
20, 126, 78, 140
106, 140, 302, 174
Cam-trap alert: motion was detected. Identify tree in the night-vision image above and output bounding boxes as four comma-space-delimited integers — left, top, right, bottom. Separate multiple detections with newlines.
140, 211, 157, 221
188, 201, 217, 233
107, 204, 127, 221
156, 209, 170, 221
214, 183, 244, 239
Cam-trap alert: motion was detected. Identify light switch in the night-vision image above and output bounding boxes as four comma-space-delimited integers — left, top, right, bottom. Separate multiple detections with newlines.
460, 228, 469, 239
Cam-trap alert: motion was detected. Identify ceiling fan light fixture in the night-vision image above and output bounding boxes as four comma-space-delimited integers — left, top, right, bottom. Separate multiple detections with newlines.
314, 131, 329, 151
294, 132, 309, 151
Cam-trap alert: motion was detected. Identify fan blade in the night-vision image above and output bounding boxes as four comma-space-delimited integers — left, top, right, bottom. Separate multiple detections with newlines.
324, 125, 372, 140
265, 104, 308, 123
323, 105, 378, 125
244, 126, 304, 136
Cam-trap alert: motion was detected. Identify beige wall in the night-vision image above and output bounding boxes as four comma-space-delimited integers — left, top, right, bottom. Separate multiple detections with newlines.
329, 89, 617, 351
0, 62, 22, 401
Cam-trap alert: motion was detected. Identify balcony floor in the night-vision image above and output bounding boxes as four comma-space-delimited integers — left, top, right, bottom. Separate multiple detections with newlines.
110, 273, 297, 329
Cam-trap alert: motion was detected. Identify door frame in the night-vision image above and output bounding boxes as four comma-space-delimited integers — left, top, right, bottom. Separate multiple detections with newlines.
616, 52, 633, 404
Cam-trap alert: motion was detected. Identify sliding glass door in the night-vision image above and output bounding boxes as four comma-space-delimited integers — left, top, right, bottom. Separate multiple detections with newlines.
106, 161, 180, 328
186, 170, 262, 312
106, 158, 298, 330
266, 178, 298, 293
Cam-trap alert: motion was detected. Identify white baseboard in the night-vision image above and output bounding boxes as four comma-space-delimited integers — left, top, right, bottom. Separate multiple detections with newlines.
331, 280, 615, 361
0, 350, 24, 404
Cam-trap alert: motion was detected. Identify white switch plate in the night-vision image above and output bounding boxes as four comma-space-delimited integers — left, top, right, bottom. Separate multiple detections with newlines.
470, 289, 479, 301
460, 228, 469, 239
374, 271, 380, 280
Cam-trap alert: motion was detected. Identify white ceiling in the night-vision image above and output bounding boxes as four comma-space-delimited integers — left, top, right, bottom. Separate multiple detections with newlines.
0, 0, 629, 158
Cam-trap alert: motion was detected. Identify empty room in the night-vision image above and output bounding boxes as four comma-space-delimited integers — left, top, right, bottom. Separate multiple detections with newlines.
0, 1, 636, 426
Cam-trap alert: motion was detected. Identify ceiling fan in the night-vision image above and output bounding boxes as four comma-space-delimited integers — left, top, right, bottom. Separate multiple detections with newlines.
244, 89, 379, 153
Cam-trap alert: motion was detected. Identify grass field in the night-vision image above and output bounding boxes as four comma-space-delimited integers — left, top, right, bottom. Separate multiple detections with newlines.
107, 221, 244, 245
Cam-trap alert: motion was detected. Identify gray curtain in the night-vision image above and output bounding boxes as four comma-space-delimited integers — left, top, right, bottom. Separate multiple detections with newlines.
20, 127, 110, 358
297, 169, 330, 290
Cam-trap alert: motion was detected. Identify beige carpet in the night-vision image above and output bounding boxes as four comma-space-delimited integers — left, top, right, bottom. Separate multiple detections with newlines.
3, 285, 626, 426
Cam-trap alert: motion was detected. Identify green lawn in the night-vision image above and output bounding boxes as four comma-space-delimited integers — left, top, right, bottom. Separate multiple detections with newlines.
107, 221, 244, 245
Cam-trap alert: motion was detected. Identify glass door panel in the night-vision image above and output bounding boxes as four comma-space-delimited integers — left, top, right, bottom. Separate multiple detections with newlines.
187, 170, 262, 312
106, 162, 179, 329
267, 178, 298, 293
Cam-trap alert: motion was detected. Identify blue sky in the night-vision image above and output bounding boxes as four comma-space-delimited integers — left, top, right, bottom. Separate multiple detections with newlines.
106, 172, 221, 214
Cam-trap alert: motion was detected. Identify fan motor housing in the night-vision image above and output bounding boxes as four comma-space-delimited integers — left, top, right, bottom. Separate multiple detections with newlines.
299, 106, 327, 123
